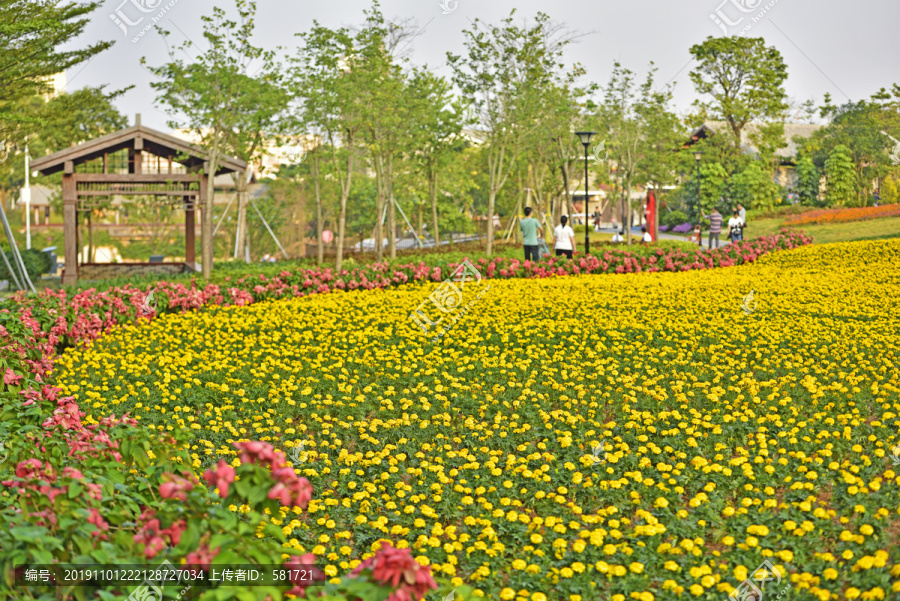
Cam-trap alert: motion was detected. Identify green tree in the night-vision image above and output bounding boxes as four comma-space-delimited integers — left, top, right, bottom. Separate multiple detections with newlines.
0, 0, 112, 136
634, 65, 685, 237
448, 11, 574, 256
881, 175, 900, 204
689, 161, 728, 220
147, 0, 279, 278
795, 157, 822, 206
729, 161, 780, 212
689, 37, 788, 152
290, 19, 368, 271
800, 89, 900, 206
405, 68, 465, 247
356, 7, 406, 261
824, 144, 857, 207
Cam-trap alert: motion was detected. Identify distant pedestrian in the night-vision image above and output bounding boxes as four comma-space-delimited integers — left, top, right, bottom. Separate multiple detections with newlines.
728, 210, 744, 243
737, 203, 746, 224
553, 215, 576, 258
704, 208, 723, 249
520, 207, 542, 261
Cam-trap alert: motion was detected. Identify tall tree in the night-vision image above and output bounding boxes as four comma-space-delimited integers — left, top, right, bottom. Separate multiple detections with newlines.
824, 144, 857, 207
356, 7, 405, 261
729, 161, 780, 211
290, 20, 367, 271
406, 68, 464, 248
795, 157, 821, 206
689, 36, 789, 150
597, 63, 679, 243
634, 64, 684, 238
448, 11, 574, 256
0, 0, 113, 137
147, 0, 274, 278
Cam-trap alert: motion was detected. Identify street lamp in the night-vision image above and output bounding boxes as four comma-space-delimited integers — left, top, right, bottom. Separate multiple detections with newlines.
693, 151, 703, 248
575, 131, 597, 256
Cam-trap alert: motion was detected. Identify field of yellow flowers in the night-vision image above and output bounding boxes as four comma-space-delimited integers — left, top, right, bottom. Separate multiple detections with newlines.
51, 240, 900, 601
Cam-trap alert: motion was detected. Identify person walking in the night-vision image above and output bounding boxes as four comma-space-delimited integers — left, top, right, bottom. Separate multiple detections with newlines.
704, 208, 723, 249
520, 207, 542, 261
737, 203, 746, 224
728, 209, 744, 243
553, 215, 576, 258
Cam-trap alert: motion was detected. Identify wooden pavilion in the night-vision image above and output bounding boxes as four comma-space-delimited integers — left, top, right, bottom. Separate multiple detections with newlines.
31, 115, 246, 284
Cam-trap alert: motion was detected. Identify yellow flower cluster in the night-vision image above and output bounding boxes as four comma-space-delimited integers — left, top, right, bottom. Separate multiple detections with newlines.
52, 240, 900, 599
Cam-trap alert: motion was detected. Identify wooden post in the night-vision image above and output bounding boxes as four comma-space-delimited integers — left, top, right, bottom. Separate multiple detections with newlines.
185, 182, 196, 267
199, 170, 209, 272
62, 161, 78, 285
134, 137, 143, 174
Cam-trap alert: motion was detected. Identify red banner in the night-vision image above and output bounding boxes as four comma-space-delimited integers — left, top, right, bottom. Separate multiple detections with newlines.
646, 191, 657, 242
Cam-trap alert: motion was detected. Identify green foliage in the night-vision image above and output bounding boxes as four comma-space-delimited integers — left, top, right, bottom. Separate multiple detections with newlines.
661, 210, 690, 228
795, 157, 823, 206
881, 175, 900, 204
146, 0, 285, 277
0, 0, 113, 135
687, 161, 729, 220
824, 144, 857, 207
447, 10, 579, 254
0, 248, 52, 282
729, 162, 781, 212
689, 37, 789, 149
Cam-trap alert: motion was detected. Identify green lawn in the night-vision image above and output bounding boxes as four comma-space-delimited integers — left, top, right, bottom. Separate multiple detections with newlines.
747, 215, 900, 244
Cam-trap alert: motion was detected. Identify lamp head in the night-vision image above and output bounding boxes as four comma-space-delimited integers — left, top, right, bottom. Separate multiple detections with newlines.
693, 150, 704, 163
575, 131, 597, 147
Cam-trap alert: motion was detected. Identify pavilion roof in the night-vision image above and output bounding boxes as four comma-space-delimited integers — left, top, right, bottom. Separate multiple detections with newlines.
31, 121, 247, 176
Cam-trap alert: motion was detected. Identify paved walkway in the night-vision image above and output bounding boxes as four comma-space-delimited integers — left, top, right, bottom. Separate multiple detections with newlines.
599, 227, 733, 250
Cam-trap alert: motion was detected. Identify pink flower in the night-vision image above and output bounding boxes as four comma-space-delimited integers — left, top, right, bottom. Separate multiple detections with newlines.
203, 460, 236, 498
186, 545, 220, 572
4, 368, 23, 386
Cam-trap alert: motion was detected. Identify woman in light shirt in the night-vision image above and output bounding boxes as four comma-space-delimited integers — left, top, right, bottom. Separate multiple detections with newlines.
553, 215, 576, 258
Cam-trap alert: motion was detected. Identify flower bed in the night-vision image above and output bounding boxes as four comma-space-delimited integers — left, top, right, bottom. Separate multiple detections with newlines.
0, 228, 811, 599
784, 203, 900, 226
45, 238, 900, 600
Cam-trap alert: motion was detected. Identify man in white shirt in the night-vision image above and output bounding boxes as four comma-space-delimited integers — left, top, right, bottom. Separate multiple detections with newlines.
641, 227, 653, 243
553, 215, 576, 258
728, 210, 744, 243
611, 230, 624, 243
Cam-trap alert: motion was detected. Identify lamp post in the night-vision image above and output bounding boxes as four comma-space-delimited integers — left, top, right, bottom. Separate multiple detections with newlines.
693, 151, 703, 248
575, 131, 596, 256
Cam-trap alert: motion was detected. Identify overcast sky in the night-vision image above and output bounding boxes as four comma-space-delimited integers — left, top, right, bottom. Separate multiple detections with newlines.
71, 0, 900, 132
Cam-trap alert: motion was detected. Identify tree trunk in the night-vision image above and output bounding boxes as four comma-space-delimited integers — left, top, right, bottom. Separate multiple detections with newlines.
202, 135, 221, 280
233, 171, 248, 262
314, 152, 323, 264
430, 167, 440, 247
374, 155, 384, 263
335, 153, 353, 272
416, 200, 423, 239
486, 189, 496, 256
387, 155, 396, 260
624, 177, 633, 245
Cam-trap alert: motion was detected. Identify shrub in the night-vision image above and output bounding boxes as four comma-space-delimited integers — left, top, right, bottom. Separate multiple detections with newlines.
661, 210, 689, 228
0, 248, 53, 283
